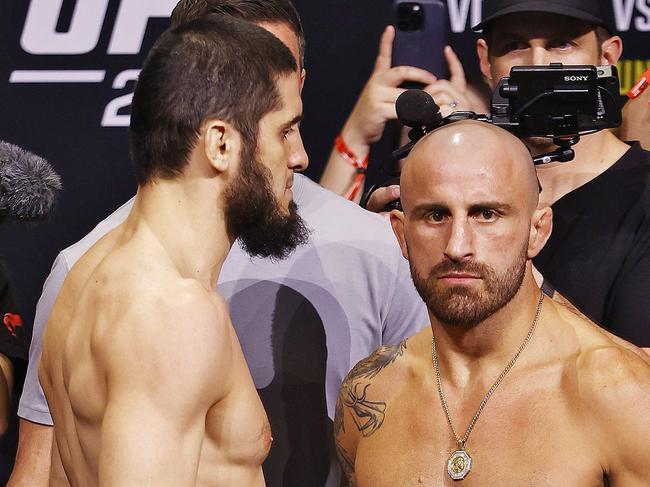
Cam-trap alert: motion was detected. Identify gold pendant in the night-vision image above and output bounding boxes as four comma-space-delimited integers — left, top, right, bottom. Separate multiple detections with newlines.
447, 449, 472, 480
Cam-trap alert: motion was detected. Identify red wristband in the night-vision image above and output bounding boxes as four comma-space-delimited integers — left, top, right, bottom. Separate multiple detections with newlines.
627, 67, 650, 100
335, 135, 368, 173
334, 135, 369, 201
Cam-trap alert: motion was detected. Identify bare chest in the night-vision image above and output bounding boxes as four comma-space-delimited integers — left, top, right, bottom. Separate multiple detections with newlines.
354, 385, 605, 487
202, 340, 273, 470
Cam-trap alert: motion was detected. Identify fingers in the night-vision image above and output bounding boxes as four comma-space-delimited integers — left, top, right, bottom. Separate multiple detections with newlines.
423, 80, 463, 105
374, 26, 395, 74
444, 45, 467, 91
366, 185, 401, 214
382, 65, 437, 87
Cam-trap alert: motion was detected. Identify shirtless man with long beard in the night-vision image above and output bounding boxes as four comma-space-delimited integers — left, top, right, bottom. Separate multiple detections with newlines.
335, 121, 650, 486
39, 15, 308, 486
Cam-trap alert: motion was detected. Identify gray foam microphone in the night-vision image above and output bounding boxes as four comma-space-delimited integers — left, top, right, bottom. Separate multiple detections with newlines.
0, 141, 62, 221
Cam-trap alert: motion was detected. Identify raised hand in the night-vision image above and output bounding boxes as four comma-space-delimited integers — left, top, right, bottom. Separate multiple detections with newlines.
341, 26, 438, 148
423, 46, 489, 118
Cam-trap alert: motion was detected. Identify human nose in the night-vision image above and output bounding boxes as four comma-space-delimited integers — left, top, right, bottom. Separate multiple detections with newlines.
530, 46, 550, 66
443, 217, 474, 261
288, 130, 308, 172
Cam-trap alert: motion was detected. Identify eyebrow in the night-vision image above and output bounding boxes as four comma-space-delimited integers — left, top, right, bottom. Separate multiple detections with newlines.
282, 113, 303, 130
411, 201, 515, 214
468, 202, 515, 213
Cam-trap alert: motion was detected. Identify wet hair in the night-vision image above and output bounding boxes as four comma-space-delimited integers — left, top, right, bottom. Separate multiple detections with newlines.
171, 0, 305, 68
129, 15, 296, 185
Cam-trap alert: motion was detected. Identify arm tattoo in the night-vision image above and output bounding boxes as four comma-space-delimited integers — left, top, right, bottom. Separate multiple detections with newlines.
334, 341, 407, 486
335, 340, 407, 438
336, 442, 357, 487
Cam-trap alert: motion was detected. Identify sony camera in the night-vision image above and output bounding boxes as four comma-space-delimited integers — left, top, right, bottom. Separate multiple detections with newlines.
490, 63, 621, 138
361, 63, 623, 210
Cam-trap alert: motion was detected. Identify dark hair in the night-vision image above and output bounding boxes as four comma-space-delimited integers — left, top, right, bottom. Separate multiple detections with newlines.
129, 15, 297, 186
171, 0, 305, 68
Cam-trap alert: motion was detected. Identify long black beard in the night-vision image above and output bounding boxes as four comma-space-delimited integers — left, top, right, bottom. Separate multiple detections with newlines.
224, 146, 310, 260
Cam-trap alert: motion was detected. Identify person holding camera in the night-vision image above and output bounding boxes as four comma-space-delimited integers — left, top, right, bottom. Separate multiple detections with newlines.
472, 0, 650, 348
325, 0, 650, 349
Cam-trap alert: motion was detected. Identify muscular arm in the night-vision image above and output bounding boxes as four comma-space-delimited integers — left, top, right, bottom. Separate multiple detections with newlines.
7, 420, 53, 487
334, 342, 407, 486
585, 348, 650, 484
98, 293, 231, 486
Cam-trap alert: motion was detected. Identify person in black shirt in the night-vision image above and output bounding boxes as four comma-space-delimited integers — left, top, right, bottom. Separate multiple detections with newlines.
534, 144, 650, 346
470, 0, 650, 349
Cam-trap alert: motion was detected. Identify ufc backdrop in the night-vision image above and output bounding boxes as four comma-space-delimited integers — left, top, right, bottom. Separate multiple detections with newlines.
0, 0, 647, 477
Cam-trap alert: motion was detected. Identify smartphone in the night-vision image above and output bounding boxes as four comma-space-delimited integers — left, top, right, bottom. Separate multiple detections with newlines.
392, 0, 447, 85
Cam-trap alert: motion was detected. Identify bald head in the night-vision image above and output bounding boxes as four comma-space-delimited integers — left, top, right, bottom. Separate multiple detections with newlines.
391, 121, 553, 326
401, 121, 539, 214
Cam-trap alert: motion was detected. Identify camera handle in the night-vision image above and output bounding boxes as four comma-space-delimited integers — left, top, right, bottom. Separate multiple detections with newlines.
532, 135, 580, 165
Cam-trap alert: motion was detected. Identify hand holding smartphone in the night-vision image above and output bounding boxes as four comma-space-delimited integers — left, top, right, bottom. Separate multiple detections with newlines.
392, 0, 448, 87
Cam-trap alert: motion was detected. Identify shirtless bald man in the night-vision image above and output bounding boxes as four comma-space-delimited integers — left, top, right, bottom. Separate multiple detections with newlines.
39, 16, 308, 486
335, 121, 650, 486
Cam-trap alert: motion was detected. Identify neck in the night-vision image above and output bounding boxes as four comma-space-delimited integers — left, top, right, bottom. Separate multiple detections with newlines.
429, 272, 543, 380
532, 130, 629, 206
128, 178, 232, 289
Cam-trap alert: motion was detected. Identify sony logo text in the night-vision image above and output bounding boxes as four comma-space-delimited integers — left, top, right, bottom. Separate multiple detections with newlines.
564, 76, 590, 82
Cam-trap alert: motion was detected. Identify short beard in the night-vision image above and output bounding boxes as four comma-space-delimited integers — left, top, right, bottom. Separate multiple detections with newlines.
224, 142, 310, 260
411, 242, 528, 327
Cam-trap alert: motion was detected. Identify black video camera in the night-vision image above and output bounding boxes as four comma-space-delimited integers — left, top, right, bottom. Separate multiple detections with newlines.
490, 63, 621, 138
361, 63, 622, 210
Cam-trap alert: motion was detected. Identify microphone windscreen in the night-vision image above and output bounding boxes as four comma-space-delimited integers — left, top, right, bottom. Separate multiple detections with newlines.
0, 142, 62, 221
396, 89, 442, 128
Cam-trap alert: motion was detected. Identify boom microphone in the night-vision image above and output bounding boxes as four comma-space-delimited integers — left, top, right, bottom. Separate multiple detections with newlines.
0, 141, 62, 222
396, 89, 443, 129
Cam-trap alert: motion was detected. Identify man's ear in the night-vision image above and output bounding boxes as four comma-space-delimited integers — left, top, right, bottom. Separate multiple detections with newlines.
203, 120, 238, 173
300, 68, 306, 92
476, 38, 492, 83
600, 35, 623, 66
390, 210, 409, 260
528, 206, 553, 259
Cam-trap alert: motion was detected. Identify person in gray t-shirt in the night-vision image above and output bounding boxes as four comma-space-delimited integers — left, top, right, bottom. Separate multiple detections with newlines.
16, 173, 427, 486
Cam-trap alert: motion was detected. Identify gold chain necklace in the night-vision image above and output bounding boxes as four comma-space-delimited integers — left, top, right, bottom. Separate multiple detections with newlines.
431, 290, 544, 480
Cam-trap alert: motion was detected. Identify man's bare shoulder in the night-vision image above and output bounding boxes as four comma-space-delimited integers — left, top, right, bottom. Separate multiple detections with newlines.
335, 328, 429, 434
570, 327, 650, 481
550, 295, 648, 362
342, 328, 430, 395
107, 276, 232, 353
575, 336, 650, 408
100, 278, 235, 403
550, 298, 650, 421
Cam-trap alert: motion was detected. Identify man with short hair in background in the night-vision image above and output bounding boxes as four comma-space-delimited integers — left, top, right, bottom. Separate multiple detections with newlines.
324, 0, 650, 347
473, 0, 650, 346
